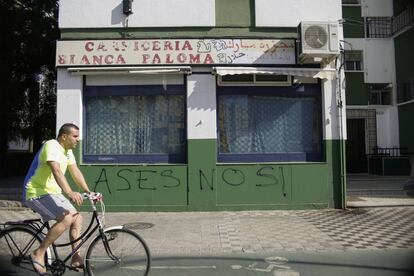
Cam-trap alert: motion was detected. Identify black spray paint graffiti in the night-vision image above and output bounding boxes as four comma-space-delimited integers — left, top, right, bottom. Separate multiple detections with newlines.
93, 166, 286, 196
93, 168, 181, 194
221, 166, 286, 196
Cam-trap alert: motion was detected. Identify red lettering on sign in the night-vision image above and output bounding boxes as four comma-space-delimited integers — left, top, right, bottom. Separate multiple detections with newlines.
182, 40, 193, 51
93, 56, 103, 65
97, 42, 107, 51
104, 55, 113, 64
81, 55, 90, 65
58, 55, 66, 64
152, 54, 161, 64
142, 54, 150, 64
189, 54, 200, 64
134, 41, 140, 51
204, 53, 214, 64
142, 42, 150, 51
152, 41, 161, 51
116, 54, 126, 64
166, 54, 174, 64
85, 42, 94, 51
164, 41, 173, 51
177, 53, 186, 63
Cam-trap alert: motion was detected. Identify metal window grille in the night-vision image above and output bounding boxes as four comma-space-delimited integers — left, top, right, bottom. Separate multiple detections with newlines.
392, 3, 414, 35
366, 17, 392, 38
344, 50, 363, 71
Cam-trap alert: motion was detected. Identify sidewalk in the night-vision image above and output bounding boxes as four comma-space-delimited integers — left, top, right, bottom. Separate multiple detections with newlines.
1, 206, 413, 256
346, 174, 414, 207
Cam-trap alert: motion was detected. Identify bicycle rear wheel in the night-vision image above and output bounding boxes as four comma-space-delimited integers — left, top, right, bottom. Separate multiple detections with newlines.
0, 226, 46, 274
85, 228, 150, 276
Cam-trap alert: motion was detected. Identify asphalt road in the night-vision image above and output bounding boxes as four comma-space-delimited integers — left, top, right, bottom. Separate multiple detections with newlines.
1, 249, 413, 276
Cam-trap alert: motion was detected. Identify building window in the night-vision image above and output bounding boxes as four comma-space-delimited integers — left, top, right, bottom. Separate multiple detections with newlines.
217, 85, 322, 162
369, 84, 392, 105
84, 85, 186, 163
366, 17, 392, 38
397, 78, 414, 103
344, 50, 363, 71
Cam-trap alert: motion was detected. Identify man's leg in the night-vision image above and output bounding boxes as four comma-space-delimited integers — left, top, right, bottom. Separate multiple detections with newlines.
69, 212, 84, 267
31, 212, 74, 274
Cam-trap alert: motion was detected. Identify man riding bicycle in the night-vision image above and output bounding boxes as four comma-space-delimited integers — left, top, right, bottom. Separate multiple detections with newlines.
23, 123, 92, 275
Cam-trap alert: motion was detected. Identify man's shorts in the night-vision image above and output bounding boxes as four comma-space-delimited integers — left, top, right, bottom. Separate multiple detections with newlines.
25, 194, 77, 222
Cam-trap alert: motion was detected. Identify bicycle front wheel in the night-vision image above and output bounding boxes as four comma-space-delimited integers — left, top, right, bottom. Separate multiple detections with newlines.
0, 226, 45, 274
85, 228, 150, 276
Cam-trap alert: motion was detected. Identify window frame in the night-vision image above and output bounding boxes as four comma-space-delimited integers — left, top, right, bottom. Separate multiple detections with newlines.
216, 83, 324, 163
344, 50, 363, 72
368, 83, 392, 105
82, 84, 187, 164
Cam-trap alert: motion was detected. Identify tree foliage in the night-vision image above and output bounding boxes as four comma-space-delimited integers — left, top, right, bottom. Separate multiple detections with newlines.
0, 0, 59, 154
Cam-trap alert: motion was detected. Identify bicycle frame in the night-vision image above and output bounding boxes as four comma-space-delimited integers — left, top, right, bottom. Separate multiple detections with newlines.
1, 196, 118, 271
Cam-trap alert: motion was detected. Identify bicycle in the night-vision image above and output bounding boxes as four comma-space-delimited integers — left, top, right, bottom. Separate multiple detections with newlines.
0, 193, 151, 276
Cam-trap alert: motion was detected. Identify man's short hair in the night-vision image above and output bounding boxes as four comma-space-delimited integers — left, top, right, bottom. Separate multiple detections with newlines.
57, 123, 79, 138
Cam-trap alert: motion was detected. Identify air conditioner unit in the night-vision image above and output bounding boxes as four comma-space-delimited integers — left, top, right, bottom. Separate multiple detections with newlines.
297, 21, 340, 64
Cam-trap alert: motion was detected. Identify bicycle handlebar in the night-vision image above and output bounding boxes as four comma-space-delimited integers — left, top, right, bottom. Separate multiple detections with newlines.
82, 192, 103, 202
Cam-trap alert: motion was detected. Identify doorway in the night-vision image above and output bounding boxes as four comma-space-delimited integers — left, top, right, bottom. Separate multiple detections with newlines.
346, 119, 367, 173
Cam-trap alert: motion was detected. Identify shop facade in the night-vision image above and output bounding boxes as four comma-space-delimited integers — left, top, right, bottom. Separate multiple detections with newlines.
56, 0, 346, 211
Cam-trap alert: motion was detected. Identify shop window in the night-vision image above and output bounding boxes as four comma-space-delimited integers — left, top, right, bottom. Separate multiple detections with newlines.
217, 85, 322, 162
83, 85, 186, 163
369, 83, 392, 105
344, 50, 363, 71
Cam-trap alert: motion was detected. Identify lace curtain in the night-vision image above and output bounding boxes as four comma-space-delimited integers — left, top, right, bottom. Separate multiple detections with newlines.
85, 95, 185, 155
219, 95, 318, 154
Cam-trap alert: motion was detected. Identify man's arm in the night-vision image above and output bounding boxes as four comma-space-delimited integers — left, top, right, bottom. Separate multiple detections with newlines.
48, 161, 83, 205
68, 163, 91, 194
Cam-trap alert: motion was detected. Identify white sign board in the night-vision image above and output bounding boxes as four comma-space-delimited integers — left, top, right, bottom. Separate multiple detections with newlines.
56, 39, 295, 66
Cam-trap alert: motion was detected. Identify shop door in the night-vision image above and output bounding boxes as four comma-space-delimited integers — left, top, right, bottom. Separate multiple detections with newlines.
346, 119, 367, 173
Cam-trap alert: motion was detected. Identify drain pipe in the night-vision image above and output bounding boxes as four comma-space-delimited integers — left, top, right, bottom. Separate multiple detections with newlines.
336, 42, 347, 209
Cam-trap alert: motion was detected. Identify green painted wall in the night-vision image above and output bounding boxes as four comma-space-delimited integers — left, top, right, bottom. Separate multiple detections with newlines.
342, 6, 364, 38
68, 139, 345, 211
398, 102, 414, 153
393, 0, 413, 14
394, 28, 414, 84
394, 26, 414, 152
187, 139, 217, 210
345, 72, 370, 105
216, 0, 253, 27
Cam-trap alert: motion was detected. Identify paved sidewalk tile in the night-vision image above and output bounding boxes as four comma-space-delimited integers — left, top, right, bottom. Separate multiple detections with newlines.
1, 207, 413, 257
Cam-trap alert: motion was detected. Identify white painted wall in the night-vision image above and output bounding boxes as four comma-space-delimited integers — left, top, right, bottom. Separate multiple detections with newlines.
56, 69, 83, 139
364, 39, 394, 83
187, 74, 217, 140
343, 38, 364, 51
361, 0, 393, 17
255, 0, 342, 27
59, 0, 215, 28
376, 106, 400, 147
322, 77, 347, 140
